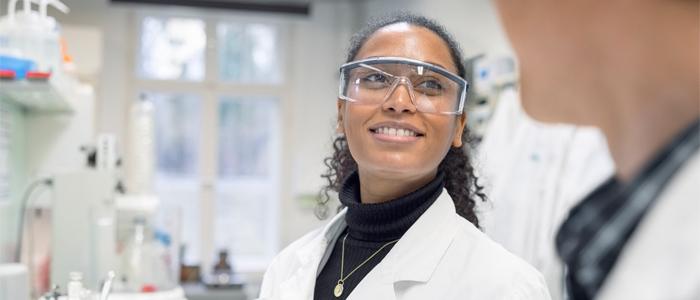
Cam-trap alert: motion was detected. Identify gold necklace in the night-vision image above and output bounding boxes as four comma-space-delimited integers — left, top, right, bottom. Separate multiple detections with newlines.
334, 233, 399, 298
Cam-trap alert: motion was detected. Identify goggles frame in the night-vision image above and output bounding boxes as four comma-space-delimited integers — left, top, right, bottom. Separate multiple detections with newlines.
338, 56, 469, 115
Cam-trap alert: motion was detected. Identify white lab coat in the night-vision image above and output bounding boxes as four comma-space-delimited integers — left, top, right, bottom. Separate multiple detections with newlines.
596, 151, 700, 300
476, 88, 614, 298
257, 190, 552, 300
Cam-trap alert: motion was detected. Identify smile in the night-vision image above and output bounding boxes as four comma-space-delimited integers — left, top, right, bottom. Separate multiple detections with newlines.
371, 127, 420, 137
368, 122, 425, 143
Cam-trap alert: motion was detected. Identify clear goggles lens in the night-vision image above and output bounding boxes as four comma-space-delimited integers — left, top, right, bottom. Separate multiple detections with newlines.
339, 57, 467, 115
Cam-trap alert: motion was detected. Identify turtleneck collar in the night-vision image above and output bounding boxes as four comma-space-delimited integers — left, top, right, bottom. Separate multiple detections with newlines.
339, 171, 445, 242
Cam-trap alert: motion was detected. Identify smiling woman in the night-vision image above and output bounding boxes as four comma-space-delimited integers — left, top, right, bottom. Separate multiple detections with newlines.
257, 13, 551, 300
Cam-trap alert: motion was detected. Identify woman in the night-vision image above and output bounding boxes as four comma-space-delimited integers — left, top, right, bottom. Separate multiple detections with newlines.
258, 13, 551, 300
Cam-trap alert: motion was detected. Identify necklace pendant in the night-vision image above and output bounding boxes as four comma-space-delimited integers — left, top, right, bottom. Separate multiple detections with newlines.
334, 281, 344, 297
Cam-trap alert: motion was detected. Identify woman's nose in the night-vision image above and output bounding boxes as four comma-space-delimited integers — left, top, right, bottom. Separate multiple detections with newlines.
381, 78, 418, 114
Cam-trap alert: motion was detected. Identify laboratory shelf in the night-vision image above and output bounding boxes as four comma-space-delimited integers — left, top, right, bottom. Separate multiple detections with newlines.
0, 76, 75, 113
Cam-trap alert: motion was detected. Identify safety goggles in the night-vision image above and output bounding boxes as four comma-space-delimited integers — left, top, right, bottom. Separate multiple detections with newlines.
339, 57, 468, 115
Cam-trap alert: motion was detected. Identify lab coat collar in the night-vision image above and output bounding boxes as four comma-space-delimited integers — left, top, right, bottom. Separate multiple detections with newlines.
295, 207, 348, 265
346, 189, 461, 300
316, 189, 459, 284
279, 189, 459, 300
277, 208, 348, 300
378, 188, 459, 283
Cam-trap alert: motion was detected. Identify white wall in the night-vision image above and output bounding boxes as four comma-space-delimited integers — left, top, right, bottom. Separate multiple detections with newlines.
361, 0, 513, 58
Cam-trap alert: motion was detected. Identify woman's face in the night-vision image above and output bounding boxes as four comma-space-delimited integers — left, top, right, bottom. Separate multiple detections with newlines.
338, 23, 466, 182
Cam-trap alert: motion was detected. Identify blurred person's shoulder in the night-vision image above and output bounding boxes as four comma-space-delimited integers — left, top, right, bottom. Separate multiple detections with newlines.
598, 150, 700, 300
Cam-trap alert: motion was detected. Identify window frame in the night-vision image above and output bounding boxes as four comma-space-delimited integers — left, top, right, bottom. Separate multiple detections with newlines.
127, 9, 289, 273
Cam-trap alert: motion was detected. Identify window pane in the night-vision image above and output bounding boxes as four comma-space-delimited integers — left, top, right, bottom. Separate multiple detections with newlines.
139, 17, 206, 81
216, 96, 279, 268
147, 91, 202, 265
215, 182, 271, 256
218, 23, 282, 84
218, 97, 277, 178
150, 93, 200, 175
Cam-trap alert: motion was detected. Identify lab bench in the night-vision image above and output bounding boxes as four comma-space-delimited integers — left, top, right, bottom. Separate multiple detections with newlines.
182, 283, 248, 300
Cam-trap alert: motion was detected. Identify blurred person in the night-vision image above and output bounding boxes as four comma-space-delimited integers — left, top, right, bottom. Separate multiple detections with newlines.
477, 88, 614, 298
493, 1, 700, 299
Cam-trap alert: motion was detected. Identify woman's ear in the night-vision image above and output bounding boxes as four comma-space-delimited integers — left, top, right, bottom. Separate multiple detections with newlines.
452, 112, 467, 147
336, 100, 345, 134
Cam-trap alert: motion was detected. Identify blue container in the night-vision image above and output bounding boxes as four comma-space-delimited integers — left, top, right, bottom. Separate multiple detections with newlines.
0, 55, 37, 80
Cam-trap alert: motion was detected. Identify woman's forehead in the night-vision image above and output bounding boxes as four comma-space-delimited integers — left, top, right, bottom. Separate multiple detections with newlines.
354, 23, 457, 74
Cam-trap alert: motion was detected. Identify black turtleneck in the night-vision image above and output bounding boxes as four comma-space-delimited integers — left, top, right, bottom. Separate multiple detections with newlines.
313, 171, 445, 300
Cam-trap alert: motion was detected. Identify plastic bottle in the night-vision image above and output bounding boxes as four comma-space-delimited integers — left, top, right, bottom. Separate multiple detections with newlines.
153, 230, 175, 290
36, 0, 63, 73
0, 0, 69, 73
121, 218, 147, 292
127, 94, 156, 195
67, 272, 90, 300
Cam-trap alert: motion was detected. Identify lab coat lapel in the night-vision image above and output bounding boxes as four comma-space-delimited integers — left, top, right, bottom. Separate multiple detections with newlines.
278, 209, 348, 300
389, 190, 458, 282
348, 190, 459, 299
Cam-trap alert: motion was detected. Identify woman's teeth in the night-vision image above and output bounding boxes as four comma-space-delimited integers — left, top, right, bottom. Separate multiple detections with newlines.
375, 127, 418, 137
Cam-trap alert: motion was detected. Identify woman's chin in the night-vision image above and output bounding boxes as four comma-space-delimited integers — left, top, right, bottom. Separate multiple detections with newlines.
360, 159, 431, 178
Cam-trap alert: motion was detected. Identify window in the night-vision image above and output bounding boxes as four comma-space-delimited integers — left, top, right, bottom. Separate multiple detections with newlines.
139, 17, 206, 81
147, 91, 203, 264
217, 23, 282, 84
134, 13, 285, 273
216, 96, 279, 264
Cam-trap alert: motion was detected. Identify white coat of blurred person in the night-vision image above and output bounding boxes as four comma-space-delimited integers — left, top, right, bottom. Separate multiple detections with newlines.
492, 1, 699, 300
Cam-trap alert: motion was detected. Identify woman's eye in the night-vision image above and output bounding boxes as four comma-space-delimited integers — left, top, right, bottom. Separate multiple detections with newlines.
417, 80, 443, 91
357, 72, 390, 89
363, 73, 387, 83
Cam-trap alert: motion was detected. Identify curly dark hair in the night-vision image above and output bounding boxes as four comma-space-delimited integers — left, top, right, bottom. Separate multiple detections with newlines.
316, 12, 487, 228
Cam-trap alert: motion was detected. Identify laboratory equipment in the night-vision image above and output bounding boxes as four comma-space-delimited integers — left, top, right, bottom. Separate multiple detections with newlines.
206, 250, 242, 288
465, 55, 518, 139
31, 176, 184, 299
44, 158, 183, 298
0, 54, 36, 79
66, 272, 90, 300
114, 195, 181, 294
212, 250, 233, 285
50, 170, 117, 292
37, 270, 187, 300
200, 250, 244, 291
98, 271, 115, 300
0, 69, 15, 79
126, 94, 155, 195
39, 285, 61, 300
0, 0, 69, 74
120, 217, 171, 293
1, 1, 185, 297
